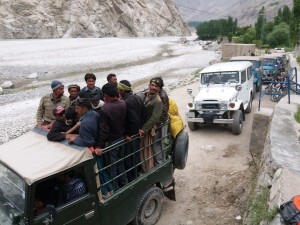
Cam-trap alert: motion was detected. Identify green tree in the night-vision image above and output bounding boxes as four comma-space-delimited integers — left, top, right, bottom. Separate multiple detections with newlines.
196, 17, 238, 41
243, 27, 256, 43
255, 7, 267, 43
274, 9, 282, 25
266, 22, 291, 47
282, 5, 292, 24
291, 0, 300, 45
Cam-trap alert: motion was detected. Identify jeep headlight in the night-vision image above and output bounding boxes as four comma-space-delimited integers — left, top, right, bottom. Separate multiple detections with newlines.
220, 102, 227, 110
195, 104, 202, 110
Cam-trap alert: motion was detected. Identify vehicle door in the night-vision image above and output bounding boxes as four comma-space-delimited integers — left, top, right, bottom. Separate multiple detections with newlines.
31, 166, 100, 225
240, 69, 249, 103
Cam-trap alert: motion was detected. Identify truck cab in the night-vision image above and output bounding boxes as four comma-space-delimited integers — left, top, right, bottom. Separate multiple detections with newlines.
0, 126, 189, 225
186, 61, 254, 135
230, 56, 263, 93
262, 55, 279, 82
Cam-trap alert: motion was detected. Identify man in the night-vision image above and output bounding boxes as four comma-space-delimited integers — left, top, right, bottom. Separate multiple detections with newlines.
106, 73, 118, 86
79, 73, 103, 100
153, 77, 169, 124
47, 106, 72, 142
36, 80, 69, 131
68, 84, 80, 106
88, 92, 104, 116
118, 80, 144, 181
94, 83, 126, 191
138, 78, 163, 170
66, 98, 99, 147
56, 172, 87, 203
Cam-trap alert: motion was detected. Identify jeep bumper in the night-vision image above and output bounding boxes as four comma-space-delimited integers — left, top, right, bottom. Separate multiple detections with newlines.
187, 117, 234, 124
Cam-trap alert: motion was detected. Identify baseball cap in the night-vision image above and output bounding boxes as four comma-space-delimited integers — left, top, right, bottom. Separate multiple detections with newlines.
54, 105, 65, 115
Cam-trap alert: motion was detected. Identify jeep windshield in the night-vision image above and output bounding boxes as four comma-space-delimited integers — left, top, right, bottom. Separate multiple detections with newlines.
263, 58, 276, 65
0, 163, 25, 224
201, 71, 239, 85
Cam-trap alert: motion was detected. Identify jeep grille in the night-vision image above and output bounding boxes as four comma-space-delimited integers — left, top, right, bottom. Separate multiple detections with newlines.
202, 104, 219, 110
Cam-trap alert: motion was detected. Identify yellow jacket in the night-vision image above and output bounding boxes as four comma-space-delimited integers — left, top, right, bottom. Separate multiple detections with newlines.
168, 98, 184, 138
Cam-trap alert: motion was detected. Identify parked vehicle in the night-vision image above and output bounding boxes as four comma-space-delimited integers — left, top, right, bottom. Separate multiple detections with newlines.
0, 125, 189, 225
230, 56, 263, 93
262, 55, 279, 82
186, 61, 254, 135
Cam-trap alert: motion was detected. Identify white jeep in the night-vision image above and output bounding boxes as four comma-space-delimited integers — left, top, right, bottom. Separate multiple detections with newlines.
186, 61, 254, 135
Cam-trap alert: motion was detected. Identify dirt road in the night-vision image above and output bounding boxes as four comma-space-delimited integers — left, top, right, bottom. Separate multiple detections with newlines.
157, 81, 277, 225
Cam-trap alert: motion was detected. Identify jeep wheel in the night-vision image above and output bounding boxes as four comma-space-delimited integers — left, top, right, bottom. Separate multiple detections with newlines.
232, 110, 243, 135
173, 130, 189, 170
188, 122, 197, 130
245, 96, 252, 113
133, 187, 164, 225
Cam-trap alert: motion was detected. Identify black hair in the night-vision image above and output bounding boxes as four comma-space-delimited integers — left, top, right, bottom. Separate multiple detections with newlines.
102, 83, 119, 97
153, 77, 164, 88
65, 106, 77, 120
84, 73, 96, 81
107, 73, 116, 82
76, 98, 92, 110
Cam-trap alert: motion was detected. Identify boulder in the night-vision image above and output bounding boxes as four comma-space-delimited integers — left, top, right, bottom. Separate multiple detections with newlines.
1, 81, 14, 89
27, 72, 38, 79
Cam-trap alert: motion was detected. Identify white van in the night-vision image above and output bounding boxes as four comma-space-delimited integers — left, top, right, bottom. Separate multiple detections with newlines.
186, 61, 254, 135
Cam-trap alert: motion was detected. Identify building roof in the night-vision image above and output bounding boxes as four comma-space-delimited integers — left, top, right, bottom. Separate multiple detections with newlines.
201, 61, 252, 74
0, 128, 93, 185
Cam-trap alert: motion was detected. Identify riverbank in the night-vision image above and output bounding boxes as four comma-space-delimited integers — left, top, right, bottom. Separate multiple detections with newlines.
0, 37, 220, 144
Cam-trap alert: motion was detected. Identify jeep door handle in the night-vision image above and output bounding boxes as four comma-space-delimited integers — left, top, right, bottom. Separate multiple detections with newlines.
85, 210, 95, 220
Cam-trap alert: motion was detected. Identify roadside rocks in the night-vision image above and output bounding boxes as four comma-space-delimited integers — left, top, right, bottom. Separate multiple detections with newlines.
1, 80, 14, 89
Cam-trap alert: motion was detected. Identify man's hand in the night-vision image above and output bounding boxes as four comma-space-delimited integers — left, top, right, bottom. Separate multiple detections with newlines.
94, 147, 103, 156
139, 129, 145, 137
125, 135, 131, 141
37, 123, 50, 132
66, 134, 78, 143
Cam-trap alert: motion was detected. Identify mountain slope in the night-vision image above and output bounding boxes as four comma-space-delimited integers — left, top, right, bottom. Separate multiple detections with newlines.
174, 0, 293, 26
0, 0, 190, 39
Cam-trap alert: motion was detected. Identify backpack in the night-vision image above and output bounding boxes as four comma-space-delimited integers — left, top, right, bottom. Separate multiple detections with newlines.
280, 195, 300, 225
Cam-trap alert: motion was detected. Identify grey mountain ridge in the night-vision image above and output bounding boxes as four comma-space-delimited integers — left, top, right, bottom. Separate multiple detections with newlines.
0, 0, 190, 39
174, 0, 293, 26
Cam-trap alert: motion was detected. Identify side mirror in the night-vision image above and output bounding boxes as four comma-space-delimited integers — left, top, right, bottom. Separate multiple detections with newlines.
9, 209, 21, 223
187, 88, 194, 101
235, 85, 242, 92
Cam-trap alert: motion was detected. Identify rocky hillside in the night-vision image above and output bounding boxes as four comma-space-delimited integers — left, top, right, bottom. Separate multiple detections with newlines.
0, 0, 190, 39
174, 0, 293, 26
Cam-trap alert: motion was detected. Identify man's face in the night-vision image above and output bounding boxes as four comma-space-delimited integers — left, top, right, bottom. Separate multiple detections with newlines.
75, 105, 87, 117
53, 86, 64, 97
69, 88, 79, 99
149, 82, 159, 95
118, 89, 125, 98
86, 78, 95, 90
109, 76, 117, 85
91, 100, 99, 107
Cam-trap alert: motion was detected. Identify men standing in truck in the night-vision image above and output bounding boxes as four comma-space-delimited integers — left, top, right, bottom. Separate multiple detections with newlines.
79, 73, 103, 100
94, 83, 127, 191
66, 98, 99, 147
36, 80, 69, 131
118, 80, 144, 182
137, 78, 163, 171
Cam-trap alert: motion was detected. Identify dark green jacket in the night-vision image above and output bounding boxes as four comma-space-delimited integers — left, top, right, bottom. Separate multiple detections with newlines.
141, 93, 163, 133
